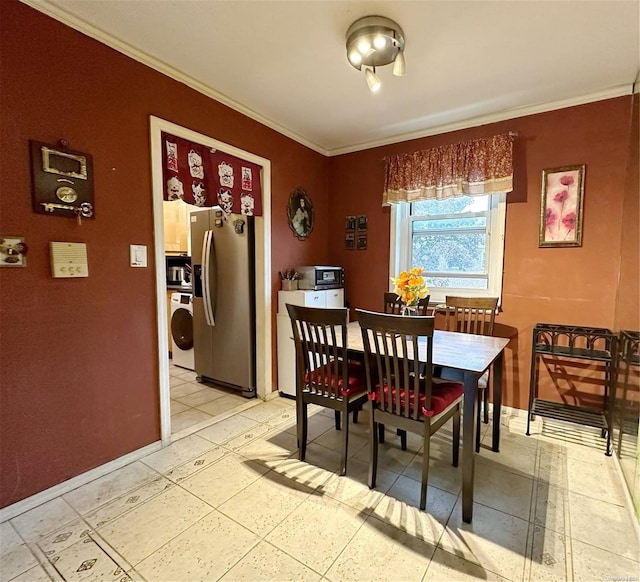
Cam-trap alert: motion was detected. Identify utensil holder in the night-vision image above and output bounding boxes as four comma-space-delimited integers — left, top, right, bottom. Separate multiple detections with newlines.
282, 280, 298, 291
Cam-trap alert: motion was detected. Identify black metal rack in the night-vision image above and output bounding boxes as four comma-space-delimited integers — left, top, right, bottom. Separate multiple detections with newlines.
526, 323, 617, 455
615, 330, 640, 456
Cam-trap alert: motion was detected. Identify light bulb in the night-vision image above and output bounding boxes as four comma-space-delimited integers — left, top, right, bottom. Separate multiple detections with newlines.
348, 50, 362, 66
373, 35, 386, 50
357, 38, 371, 54
365, 68, 381, 93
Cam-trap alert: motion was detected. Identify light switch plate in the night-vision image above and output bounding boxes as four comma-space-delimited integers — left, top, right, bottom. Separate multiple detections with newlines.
130, 244, 147, 267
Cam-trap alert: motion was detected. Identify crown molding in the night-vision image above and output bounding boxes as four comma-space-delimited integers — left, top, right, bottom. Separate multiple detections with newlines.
326, 84, 635, 156
21, 0, 329, 156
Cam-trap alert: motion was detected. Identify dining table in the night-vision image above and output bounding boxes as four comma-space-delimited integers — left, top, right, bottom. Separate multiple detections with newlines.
345, 321, 510, 523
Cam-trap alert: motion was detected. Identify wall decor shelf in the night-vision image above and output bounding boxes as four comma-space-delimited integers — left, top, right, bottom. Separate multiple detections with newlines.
526, 323, 617, 455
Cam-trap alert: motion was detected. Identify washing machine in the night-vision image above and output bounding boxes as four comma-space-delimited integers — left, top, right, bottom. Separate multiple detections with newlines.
170, 292, 194, 370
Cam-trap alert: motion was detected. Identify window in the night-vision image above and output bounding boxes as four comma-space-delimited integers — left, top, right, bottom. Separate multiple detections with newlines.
390, 194, 506, 304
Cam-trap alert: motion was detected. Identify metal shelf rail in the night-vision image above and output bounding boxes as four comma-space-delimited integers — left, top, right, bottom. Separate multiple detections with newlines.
615, 330, 640, 456
526, 323, 617, 455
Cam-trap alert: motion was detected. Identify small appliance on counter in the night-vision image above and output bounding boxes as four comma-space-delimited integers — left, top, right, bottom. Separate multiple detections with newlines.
296, 265, 344, 290
166, 254, 192, 290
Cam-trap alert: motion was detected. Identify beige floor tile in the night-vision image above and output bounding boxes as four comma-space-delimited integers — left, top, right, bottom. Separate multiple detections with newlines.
174, 369, 198, 382
164, 445, 228, 483
526, 525, 569, 582
169, 375, 189, 389
326, 513, 436, 581
140, 433, 215, 474
352, 438, 419, 475
46, 536, 128, 582
312, 425, 369, 460
438, 500, 529, 582
97, 486, 213, 565
372, 476, 457, 546
170, 399, 190, 415
10, 498, 78, 543
265, 495, 366, 575
568, 491, 640, 560
320, 455, 398, 514
180, 453, 270, 508
135, 510, 259, 582
170, 407, 213, 433
170, 381, 204, 399
571, 538, 640, 581
8, 563, 53, 582
477, 440, 537, 479
1, 521, 24, 555
425, 548, 511, 581
1, 541, 38, 581
566, 455, 627, 505
284, 411, 336, 442
536, 448, 568, 489
268, 457, 334, 491
473, 463, 534, 521
532, 481, 567, 534
174, 387, 224, 407
234, 427, 298, 469
197, 414, 262, 445
218, 469, 313, 537
62, 461, 159, 516
219, 540, 322, 582
238, 397, 295, 424
37, 519, 94, 560
226, 423, 271, 450
402, 456, 462, 496
196, 394, 248, 416
83, 477, 174, 528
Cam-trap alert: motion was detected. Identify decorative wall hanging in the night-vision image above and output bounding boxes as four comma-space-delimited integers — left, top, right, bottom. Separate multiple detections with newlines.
0, 236, 27, 267
161, 132, 263, 216
345, 232, 355, 250
287, 187, 313, 240
30, 140, 94, 222
539, 165, 585, 247
345, 215, 356, 231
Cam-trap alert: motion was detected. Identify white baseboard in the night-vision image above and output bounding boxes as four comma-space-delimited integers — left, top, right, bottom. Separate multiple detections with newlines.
0, 441, 162, 523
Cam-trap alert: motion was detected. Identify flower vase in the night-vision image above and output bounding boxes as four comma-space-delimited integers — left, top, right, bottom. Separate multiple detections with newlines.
401, 305, 418, 317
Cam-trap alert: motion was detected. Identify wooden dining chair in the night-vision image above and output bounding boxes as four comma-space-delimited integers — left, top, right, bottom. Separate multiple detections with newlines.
286, 304, 368, 476
383, 292, 431, 316
440, 296, 499, 452
356, 309, 463, 510
382, 292, 431, 449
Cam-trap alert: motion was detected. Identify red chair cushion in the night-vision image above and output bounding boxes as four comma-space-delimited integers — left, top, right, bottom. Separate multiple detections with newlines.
305, 361, 367, 396
369, 380, 463, 417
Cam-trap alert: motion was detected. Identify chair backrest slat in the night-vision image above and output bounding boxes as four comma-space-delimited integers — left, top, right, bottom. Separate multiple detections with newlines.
442, 296, 498, 337
357, 309, 435, 420
287, 304, 349, 399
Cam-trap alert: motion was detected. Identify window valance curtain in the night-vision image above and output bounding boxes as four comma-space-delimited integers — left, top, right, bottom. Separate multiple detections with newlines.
161, 132, 263, 216
383, 133, 513, 205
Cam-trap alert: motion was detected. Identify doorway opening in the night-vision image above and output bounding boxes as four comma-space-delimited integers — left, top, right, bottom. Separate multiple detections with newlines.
150, 116, 272, 444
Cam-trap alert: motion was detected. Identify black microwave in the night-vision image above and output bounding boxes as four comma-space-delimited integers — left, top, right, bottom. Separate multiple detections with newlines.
296, 266, 344, 290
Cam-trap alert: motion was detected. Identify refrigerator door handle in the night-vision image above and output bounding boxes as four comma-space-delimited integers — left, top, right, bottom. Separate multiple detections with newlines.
202, 230, 216, 326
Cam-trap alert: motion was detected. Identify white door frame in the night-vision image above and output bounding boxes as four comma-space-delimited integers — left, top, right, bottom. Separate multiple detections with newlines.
150, 116, 272, 444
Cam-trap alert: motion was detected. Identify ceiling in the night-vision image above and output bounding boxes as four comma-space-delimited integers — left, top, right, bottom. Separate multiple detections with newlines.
25, 0, 640, 156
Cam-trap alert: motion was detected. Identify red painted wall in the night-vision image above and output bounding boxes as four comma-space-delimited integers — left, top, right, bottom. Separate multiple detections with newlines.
328, 98, 636, 410
0, 2, 328, 508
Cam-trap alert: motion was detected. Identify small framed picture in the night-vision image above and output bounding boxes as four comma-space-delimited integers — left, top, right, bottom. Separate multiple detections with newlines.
357, 232, 368, 250
539, 165, 585, 247
345, 215, 356, 231
357, 215, 368, 230
345, 232, 355, 250
0, 236, 27, 267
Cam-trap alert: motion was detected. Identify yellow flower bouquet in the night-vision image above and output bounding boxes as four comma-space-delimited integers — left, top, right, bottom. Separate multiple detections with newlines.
390, 267, 429, 307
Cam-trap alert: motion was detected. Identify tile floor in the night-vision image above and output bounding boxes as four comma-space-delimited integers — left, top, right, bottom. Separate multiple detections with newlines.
2, 373, 639, 581
169, 363, 251, 436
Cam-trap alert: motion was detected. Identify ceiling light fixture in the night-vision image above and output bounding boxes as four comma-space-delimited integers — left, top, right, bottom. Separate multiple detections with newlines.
346, 15, 405, 93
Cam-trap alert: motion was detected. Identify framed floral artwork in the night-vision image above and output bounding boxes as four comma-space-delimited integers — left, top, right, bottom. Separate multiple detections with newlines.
539, 165, 585, 247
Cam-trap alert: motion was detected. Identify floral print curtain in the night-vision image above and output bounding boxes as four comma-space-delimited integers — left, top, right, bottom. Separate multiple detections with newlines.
162, 132, 262, 216
383, 133, 513, 204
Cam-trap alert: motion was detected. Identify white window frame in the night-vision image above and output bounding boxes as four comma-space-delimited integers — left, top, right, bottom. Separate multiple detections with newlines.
389, 194, 507, 305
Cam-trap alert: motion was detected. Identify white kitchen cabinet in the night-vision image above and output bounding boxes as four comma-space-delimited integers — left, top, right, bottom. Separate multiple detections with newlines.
277, 288, 345, 397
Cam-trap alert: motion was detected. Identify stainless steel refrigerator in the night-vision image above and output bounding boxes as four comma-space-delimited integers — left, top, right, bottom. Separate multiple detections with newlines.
191, 209, 256, 397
